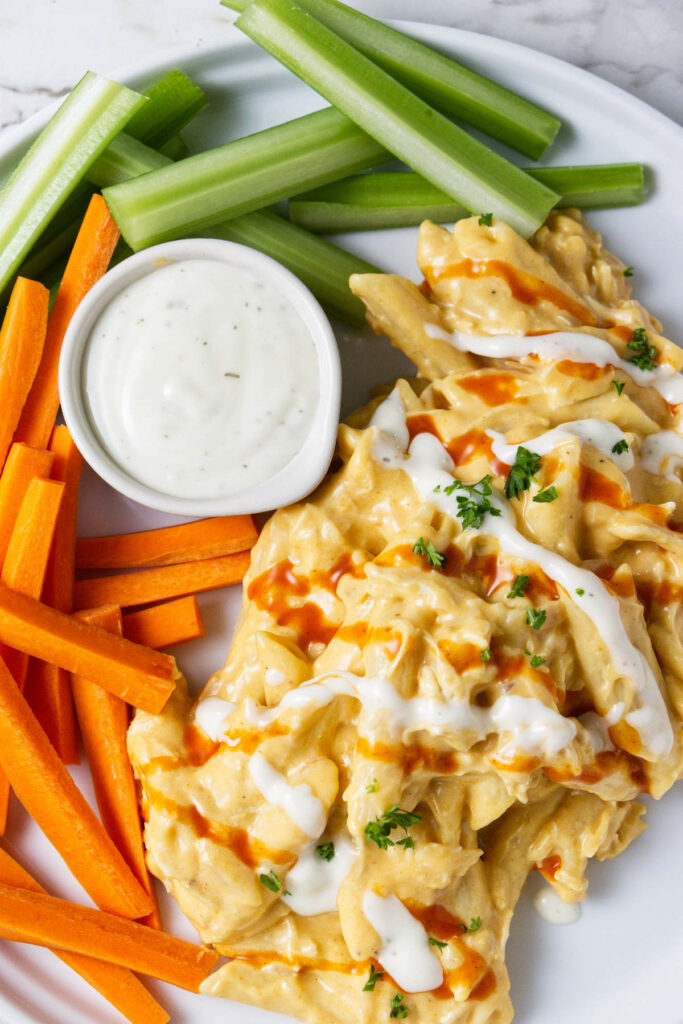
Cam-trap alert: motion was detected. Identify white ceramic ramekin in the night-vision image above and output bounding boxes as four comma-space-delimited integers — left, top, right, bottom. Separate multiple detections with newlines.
58, 238, 341, 516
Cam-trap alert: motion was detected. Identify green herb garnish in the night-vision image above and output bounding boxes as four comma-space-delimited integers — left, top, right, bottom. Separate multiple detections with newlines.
623, 267, 634, 277
526, 608, 547, 630
533, 485, 558, 503
412, 537, 445, 569
363, 964, 385, 991
435, 475, 502, 530
390, 994, 409, 1018
461, 916, 482, 934
508, 574, 530, 598
504, 447, 542, 499
316, 842, 335, 861
627, 327, 658, 371
478, 212, 493, 227
480, 648, 492, 662
428, 937, 447, 949
529, 654, 546, 668
366, 779, 378, 793
575, 588, 585, 596
612, 439, 629, 455
259, 871, 284, 893
364, 805, 422, 851
612, 380, 625, 396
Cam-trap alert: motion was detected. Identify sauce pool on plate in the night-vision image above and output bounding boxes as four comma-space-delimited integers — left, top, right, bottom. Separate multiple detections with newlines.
82, 257, 320, 500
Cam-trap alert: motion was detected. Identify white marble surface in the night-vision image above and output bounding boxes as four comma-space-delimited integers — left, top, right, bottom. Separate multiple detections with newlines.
1, 0, 682, 132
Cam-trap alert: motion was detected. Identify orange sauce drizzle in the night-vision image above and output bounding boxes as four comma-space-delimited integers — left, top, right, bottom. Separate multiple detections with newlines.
580, 467, 674, 524
458, 372, 524, 407
407, 415, 510, 475
429, 259, 597, 327
556, 359, 608, 381
538, 854, 562, 881
335, 622, 402, 651
438, 640, 483, 674
184, 722, 220, 766
356, 736, 459, 775
545, 750, 649, 793
636, 578, 683, 610
223, 721, 291, 755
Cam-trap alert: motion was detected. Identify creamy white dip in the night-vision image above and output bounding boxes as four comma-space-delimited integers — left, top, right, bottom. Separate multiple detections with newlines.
82, 258, 320, 499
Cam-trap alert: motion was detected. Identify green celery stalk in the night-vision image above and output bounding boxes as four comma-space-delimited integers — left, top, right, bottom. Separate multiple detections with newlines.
289, 164, 645, 231
123, 69, 208, 149
208, 208, 378, 326
234, 0, 558, 238
0, 71, 145, 295
102, 107, 388, 251
88, 133, 170, 187
159, 134, 191, 160
223, 0, 559, 159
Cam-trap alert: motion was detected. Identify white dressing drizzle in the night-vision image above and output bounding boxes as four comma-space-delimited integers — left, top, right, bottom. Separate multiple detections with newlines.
487, 419, 634, 473
282, 836, 357, 916
370, 390, 673, 760
248, 752, 327, 838
265, 667, 287, 687
362, 891, 443, 993
640, 430, 683, 482
533, 886, 581, 925
242, 672, 579, 762
194, 696, 236, 741
424, 324, 683, 405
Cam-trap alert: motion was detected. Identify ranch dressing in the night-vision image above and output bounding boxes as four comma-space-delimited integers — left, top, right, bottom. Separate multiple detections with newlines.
83, 259, 320, 500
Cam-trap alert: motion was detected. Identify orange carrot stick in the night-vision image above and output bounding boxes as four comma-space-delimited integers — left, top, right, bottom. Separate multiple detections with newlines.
0, 443, 54, 566
74, 550, 251, 610
0, 656, 152, 919
76, 515, 258, 569
0, 585, 175, 714
0, 476, 64, 833
0, 882, 219, 991
123, 595, 206, 650
14, 195, 120, 450
25, 426, 83, 763
0, 277, 49, 471
0, 849, 169, 1024
72, 604, 161, 929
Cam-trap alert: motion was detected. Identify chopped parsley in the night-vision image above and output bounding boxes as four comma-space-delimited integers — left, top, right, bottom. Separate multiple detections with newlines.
363, 964, 385, 991
504, 447, 542, 500
480, 647, 492, 663
390, 994, 409, 1018
575, 588, 585, 596
461, 916, 482, 934
612, 380, 625, 396
508, 574, 530, 599
612, 439, 629, 455
526, 608, 547, 630
623, 266, 634, 277
428, 937, 447, 949
529, 654, 546, 668
316, 842, 335, 861
366, 779, 378, 793
412, 536, 446, 569
259, 871, 284, 893
435, 475, 502, 530
533, 485, 558, 504
627, 327, 658, 371
478, 212, 493, 227
396, 836, 415, 850
364, 805, 422, 851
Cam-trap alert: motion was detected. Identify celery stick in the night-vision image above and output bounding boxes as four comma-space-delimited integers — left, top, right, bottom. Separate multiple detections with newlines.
159, 134, 191, 160
103, 107, 388, 251
289, 164, 645, 231
207, 208, 378, 326
88, 134, 170, 187
0, 71, 145, 295
234, 0, 558, 238
123, 69, 208, 149
223, 0, 559, 159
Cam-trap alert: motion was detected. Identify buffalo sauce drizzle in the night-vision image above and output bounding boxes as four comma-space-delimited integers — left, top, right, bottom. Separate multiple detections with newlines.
457, 371, 524, 407
247, 552, 362, 651
580, 466, 674, 523
407, 414, 510, 476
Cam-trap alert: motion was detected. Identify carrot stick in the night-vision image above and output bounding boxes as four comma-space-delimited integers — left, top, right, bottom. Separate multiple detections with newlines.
76, 515, 258, 570
0, 656, 152, 919
74, 550, 252, 610
0, 443, 54, 566
25, 426, 84, 763
123, 595, 206, 650
0, 881, 219, 991
13, 195, 120, 450
72, 604, 161, 929
0, 277, 49, 471
0, 585, 175, 714
0, 848, 169, 1024
0, 477, 64, 834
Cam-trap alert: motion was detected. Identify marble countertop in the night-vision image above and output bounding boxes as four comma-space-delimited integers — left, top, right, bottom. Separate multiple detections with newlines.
1, 0, 682, 132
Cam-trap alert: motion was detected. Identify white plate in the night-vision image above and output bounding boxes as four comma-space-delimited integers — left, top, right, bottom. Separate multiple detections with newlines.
1, 21, 682, 1024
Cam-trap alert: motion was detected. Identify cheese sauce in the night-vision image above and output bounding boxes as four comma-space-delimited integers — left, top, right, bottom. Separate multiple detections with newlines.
83, 258, 320, 499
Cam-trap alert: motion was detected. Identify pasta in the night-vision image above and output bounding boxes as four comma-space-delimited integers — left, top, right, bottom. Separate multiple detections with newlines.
129, 210, 683, 1024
